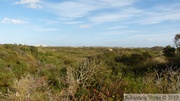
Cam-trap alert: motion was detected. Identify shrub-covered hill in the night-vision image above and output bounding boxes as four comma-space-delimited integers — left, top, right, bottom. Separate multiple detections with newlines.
0, 44, 179, 101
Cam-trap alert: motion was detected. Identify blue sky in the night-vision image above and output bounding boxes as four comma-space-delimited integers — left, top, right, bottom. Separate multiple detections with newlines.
0, 0, 180, 47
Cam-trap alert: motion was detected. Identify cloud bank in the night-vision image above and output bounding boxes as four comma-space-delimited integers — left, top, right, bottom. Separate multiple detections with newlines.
1, 17, 26, 24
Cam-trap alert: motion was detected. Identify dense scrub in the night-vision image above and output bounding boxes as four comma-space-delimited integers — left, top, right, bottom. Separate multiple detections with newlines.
0, 44, 179, 101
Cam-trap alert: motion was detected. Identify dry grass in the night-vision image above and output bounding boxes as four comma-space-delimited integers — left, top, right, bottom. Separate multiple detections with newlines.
153, 56, 167, 64
0, 74, 51, 101
57, 59, 104, 101
153, 66, 180, 93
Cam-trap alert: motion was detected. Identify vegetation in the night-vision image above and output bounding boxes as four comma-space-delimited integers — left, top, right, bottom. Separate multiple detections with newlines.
163, 45, 175, 57
0, 37, 180, 100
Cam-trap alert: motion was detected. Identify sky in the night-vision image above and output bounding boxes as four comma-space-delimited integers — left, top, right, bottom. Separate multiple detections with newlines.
0, 0, 180, 47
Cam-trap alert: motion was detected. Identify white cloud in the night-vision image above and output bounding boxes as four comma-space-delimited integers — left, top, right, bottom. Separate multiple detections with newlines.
100, 30, 138, 35
90, 13, 122, 23
45, 1, 97, 19
13, 0, 180, 27
64, 21, 83, 25
89, 8, 142, 23
86, 0, 137, 8
13, 0, 138, 26
1, 17, 26, 24
33, 28, 58, 31
44, 0, 137, 19
79, 24, 90, 28
138, 4, 180, 25
107, 26, 128, 30
15, 0, 42, 9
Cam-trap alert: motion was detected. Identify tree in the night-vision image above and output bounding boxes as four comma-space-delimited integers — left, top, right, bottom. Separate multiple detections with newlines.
163, 45, 175, 57
174, 34, 180, 55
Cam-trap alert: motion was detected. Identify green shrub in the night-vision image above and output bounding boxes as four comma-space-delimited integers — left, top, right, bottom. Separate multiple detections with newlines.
163, 45, 175, 57
75, 87, 90, 100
